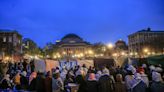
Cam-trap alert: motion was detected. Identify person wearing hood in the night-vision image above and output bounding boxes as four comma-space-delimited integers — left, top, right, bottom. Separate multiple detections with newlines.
130, 73, 147, 92
86, 73, 98, 92
98, 67, 114, 92
150, 71, 164, 92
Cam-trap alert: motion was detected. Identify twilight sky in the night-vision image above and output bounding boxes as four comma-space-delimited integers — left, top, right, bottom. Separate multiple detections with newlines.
0, 0, 164, 47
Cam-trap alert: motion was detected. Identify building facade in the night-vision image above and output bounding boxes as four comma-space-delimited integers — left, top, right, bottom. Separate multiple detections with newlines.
0, 30, 22, 61
55, 34, 92, 58
128, 28, 164, 56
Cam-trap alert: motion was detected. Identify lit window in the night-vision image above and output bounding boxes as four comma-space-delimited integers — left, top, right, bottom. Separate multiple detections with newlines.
9, 37, 12, 42
3, 37, 6, 42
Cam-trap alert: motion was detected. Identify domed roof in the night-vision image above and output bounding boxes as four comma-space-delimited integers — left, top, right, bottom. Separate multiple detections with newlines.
62, 33, 82, 40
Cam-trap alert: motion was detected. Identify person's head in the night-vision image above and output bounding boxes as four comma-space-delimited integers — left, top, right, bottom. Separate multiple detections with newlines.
88, 73, 96, 81
116, 74, 123, 82
137, 67, 145, 74
53, 73, 60, 79
46, 71, 51, 77
21, 71, 27, 77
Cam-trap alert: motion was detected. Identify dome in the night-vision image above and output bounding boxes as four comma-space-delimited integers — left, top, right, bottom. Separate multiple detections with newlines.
62, 33, 82, 40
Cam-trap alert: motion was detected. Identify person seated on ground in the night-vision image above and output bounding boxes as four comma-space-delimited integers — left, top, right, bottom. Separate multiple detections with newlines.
150, 71, 164, 92
98, 67, 114, 92
86, 73, 98, 92
52, 72, 64, 92
0, 74, 12, 89
114, 74, 126, 92
130, 73, 147, 92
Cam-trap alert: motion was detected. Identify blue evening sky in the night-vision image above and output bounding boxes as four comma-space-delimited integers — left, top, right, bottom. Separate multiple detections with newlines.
0, 0, 164, 47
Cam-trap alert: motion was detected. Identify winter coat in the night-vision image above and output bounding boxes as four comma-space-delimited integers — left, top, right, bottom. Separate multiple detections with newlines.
87, 80, 98, 92
150, 81, 164, 92
114, 82, 126, 92
98, 75, 114, 92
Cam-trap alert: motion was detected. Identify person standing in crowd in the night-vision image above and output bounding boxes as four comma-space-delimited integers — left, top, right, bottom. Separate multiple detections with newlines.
35, 72, 46, 92
13, 71, 21, 90
20, 71, 28, 90
114, 74, 126, 92
0, 74, 12, 89
45, 71, 52, 92
52, 72, 64, 92
98, 67, 114, 92
86, 73, 98, 92
28, 72, 37, 91
75, 70, 88, 92
130, 73, 147, 92
150, 71, 164, 92
125, 65, 135, 92
137, 67, 149, 88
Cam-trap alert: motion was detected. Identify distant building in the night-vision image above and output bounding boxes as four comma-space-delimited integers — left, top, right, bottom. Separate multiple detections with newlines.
0, 30, 22, 61
115, 39, 128, 51
55, 34, 92, 58
128, 28, 164, 56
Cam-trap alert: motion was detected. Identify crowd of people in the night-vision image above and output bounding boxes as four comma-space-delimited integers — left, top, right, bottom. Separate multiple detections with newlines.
0, 59, 164, 92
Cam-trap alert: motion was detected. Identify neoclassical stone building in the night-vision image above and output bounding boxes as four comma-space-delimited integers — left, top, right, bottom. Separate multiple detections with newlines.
55, 34, 92, 58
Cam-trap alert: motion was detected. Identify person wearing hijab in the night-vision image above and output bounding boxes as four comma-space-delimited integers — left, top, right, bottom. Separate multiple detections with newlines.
150, 71, 164, 92
86, 73, 98, 92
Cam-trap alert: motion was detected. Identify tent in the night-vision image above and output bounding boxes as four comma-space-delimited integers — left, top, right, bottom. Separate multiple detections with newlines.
147, 55, 164, 67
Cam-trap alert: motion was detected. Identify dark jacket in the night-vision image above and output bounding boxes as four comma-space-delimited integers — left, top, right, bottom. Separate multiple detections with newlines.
150, 81, 164, 92
76, 75, 88, 92
87, 80, 98, 92
45, 76, 52, 92
28, 78, 36, 91
98, 75, 114, 92
35, 74, 46, 92
20, 76, 29, 90
131, 81, 147, 92
114, 82, 126, 92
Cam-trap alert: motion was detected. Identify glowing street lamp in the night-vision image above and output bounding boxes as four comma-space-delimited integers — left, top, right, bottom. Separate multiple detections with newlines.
143, 48, 149, 53
107, 43, 113, 49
